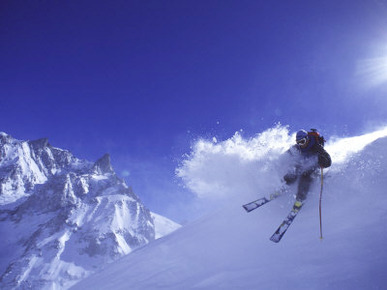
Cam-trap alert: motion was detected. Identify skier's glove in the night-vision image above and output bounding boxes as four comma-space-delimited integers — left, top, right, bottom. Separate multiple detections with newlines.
314, 144, 332, 168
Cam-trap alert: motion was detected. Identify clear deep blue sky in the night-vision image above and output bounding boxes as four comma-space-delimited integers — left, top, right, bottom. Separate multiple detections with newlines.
1, 1, 387, 222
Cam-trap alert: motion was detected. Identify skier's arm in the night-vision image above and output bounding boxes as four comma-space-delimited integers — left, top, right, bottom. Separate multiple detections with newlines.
314, 144, 331, 168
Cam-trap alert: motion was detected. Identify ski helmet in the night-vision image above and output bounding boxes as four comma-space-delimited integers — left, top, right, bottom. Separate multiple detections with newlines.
296, 130, 308, 141
295, 129, 310, 148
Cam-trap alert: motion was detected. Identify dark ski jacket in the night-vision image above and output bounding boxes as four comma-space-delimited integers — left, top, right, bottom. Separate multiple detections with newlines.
284, 138, 331, 182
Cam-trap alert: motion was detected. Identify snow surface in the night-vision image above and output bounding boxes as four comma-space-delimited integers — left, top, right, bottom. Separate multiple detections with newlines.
73, 125, 387, 290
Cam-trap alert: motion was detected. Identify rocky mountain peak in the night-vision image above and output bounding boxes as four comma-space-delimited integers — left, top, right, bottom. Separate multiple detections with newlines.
28, 137, 50, 149
93, 153, 114, 174
0, 132, 14, 146
0, 133, 166, 289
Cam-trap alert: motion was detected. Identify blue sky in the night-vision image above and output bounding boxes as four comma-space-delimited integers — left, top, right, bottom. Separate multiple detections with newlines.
1, 1, 387, 222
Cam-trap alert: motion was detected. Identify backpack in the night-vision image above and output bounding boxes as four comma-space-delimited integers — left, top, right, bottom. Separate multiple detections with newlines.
308, 129, 325, 147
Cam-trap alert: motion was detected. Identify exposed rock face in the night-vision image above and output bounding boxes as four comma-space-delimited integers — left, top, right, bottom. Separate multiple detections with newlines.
92, 153, 114, 174
0, 133, 156, 289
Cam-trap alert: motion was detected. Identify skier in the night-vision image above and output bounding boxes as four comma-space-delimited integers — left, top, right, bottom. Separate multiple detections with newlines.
242, 129, 332, 242
282, 129, 331, 202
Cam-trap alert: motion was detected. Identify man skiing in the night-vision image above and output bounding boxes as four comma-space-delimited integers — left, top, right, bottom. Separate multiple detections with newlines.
283, 129, 331, 202
242, 129, 331, 242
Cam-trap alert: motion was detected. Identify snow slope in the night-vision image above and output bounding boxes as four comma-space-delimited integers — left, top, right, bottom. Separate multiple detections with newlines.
73, 126, 387, 290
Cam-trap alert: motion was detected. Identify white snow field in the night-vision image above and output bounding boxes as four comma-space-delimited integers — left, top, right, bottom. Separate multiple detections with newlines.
73, 125, 387, 290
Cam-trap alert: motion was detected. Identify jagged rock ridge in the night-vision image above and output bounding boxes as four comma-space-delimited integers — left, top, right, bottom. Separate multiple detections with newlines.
0, 132, 166, 289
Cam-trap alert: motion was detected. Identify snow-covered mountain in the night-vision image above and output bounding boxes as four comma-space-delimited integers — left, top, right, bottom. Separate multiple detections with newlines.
72, 126, 387, 290
151, 212, 181, 240
0, 132, 180, 289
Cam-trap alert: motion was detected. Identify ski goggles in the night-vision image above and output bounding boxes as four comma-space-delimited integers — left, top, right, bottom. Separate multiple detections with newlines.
296, 138, 308, 146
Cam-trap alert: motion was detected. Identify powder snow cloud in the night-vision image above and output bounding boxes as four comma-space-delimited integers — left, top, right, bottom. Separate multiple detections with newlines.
176, 124, 387, 202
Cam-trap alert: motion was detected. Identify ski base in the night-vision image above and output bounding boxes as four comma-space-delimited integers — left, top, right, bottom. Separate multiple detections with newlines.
270, 200, 304, 243
242, 190, 283, 213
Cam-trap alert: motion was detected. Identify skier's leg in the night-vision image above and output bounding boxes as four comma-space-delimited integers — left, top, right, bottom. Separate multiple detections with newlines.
296, 173, 313, 201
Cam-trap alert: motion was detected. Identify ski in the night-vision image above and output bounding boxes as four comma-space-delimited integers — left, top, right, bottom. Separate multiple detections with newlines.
270, 200, 304, 243
242, 189, 284, 213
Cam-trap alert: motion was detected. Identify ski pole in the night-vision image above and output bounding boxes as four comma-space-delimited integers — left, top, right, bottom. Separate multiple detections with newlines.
319, 167, 324, 239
